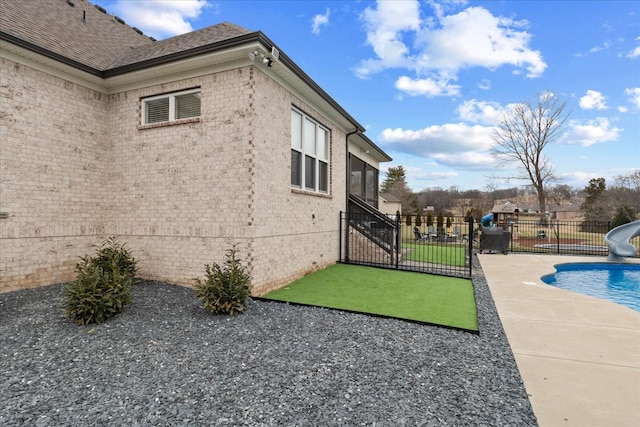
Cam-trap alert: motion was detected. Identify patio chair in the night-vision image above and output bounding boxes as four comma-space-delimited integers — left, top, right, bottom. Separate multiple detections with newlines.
449, 226, 460, 242
413, 227, 428, 242
437, 227, 449, 242
427, 225, 438, 241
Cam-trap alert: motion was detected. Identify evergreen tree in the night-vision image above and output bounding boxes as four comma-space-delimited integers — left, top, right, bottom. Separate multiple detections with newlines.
581, 178, 608, 221
380, 165, 415, 211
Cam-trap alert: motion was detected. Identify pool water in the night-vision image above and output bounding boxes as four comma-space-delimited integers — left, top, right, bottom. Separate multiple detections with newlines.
541, 263, 640, 312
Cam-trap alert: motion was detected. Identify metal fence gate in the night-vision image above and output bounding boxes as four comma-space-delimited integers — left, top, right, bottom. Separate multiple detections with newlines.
340, 202, 474, 279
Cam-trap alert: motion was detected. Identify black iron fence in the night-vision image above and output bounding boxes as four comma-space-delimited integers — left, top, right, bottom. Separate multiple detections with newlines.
340, 211, 475, 279
339, 212, 639, 280
502, 220, 639, 257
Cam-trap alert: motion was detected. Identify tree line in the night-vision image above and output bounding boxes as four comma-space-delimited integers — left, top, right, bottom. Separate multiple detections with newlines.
381, 165, 640, 226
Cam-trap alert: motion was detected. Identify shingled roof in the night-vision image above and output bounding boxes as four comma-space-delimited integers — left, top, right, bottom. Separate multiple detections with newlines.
0, 0, 251, 72
0, 0, 152, 71
110, 22, 251, 69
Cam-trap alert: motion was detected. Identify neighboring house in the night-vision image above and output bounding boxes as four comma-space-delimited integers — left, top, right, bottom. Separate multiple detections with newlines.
0, 0, 390, 294
490, 201, 519, 228
378, 193, 402, 216
550, 204, 584, 221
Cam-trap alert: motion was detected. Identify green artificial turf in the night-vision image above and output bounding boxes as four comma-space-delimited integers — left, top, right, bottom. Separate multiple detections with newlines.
261, 264, 478, 332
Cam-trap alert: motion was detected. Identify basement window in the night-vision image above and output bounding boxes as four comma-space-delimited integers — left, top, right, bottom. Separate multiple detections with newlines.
142, 89, 201, 125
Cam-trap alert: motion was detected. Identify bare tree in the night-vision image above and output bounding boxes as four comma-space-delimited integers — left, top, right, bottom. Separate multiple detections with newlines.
490, 92, 570, 213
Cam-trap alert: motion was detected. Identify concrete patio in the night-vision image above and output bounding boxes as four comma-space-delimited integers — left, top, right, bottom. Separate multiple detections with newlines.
478, 253, 640, 427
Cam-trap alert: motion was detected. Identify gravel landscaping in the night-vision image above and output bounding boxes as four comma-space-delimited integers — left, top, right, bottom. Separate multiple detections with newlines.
0, 259, 537, 426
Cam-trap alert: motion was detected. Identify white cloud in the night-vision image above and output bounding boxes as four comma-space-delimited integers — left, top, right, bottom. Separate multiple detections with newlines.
626, 37, 640, 59
561, 118, 621, 147
589, 41, 612, 54
312, 8, 330, 35
394, 76, 460, 97
625, 87, 640, 109
415, 6, 546, 77
379, 123, 497, 168
579, 90, 608, 110
431, 151, 496, 168
356, 1, 547, 93
477, 79, 491, 90
456, 99, 511, 125
112, 0, 209, 39
355, 0, 421, 78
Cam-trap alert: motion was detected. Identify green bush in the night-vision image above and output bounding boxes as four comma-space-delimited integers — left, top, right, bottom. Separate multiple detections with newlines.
437, 211, 444, 228
612, 206, 635, 228
63, 237, 137, 325
94, 236, 138, 280
195, 244, 251, 316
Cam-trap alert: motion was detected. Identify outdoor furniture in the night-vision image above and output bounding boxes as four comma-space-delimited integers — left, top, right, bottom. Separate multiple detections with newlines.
427, 225, 438, 241
479, 226, 511, 254
413, 227, 428, 242
436, 227, 449, 242
449, 226, 461, 242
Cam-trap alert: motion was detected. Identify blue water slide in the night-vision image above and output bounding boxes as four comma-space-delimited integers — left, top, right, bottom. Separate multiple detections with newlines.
605, 219, 640, 261
481, 213, 493, 227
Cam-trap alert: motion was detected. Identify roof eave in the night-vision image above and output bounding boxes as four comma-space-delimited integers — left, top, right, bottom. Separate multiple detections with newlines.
104, 31, 369, 132
2, 28, 391, 161
0, 30, 102, 76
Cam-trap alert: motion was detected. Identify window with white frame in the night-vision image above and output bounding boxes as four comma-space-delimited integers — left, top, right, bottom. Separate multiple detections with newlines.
291, 108, 329, 193
142, 88, 201, 125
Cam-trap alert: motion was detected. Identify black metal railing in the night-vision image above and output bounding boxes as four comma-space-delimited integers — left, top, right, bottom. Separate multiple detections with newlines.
503, 220, 639, 257
340, 213, 639, 278
340, 210, 474, 279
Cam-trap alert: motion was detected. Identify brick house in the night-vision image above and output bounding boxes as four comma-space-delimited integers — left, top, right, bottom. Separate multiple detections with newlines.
0, 0, 391, 294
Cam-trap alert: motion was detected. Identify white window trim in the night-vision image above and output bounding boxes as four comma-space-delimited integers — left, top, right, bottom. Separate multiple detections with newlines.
141, 88, 201, 125
291, 108, 330, 194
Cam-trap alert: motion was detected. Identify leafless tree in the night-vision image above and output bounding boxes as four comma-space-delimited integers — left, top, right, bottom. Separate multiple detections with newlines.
490, 92, 570, 213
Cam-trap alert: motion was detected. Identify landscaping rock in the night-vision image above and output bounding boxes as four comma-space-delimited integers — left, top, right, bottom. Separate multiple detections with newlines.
0, 259, 536, 426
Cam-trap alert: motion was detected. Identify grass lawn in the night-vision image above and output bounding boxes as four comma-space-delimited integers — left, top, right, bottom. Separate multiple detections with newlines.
402, 242, 467, 267
261, 264, 478, 332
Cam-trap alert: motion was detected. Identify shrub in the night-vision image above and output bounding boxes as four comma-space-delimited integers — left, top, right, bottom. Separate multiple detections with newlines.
612, 206, 635, 228
94, 236, 138, 280
195, 244, 251, 316
63, 237, 137, 325
437, 211, 444, 228
415, 212, 422, 227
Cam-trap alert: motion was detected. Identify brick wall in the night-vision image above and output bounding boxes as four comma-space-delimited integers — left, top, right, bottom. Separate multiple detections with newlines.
0, 58, 109, 291
246, 69, 347, 295
0, 58, 349, 295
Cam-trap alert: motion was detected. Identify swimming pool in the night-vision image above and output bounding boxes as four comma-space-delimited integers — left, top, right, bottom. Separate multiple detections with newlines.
541, 263, 640, 312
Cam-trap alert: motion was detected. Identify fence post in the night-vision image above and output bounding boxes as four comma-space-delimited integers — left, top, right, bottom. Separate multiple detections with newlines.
339, 211, 343, 262
395, 214, 400, 269
468, 216, 474, 277
343, 211, 350, 262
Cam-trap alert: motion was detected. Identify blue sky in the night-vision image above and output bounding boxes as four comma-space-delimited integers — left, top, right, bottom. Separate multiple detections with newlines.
94, 0, 639, 192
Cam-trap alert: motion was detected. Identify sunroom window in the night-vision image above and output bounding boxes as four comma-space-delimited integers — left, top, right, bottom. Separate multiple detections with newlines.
142, 89, 201, 125
291, 108, 329, 193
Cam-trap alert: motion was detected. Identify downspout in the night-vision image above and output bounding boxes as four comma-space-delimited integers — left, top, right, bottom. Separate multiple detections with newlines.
344, 128, 359, 264
345, 128, 359, 212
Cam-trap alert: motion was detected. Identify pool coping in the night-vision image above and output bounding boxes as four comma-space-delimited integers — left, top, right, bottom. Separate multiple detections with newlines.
478, 253, 640, 427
